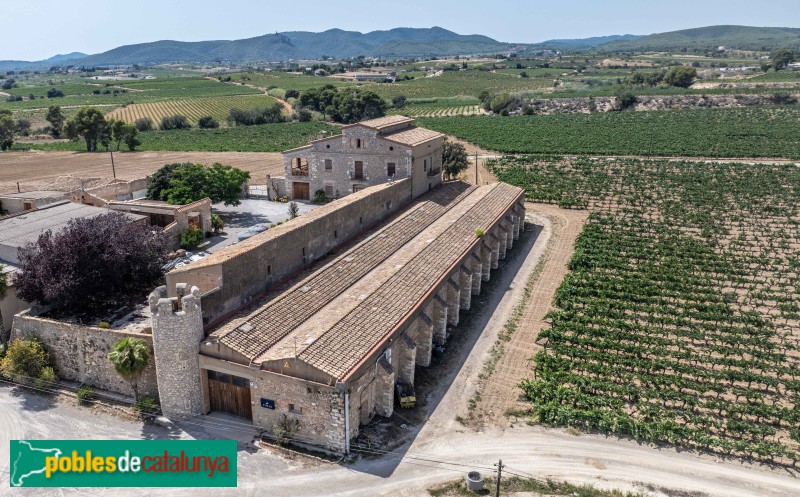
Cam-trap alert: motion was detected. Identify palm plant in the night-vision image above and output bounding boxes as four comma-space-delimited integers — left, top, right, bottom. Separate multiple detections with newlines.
108, 337, 150, 402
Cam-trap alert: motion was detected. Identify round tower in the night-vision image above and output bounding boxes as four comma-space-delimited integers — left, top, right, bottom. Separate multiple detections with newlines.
149, 283, 204, 419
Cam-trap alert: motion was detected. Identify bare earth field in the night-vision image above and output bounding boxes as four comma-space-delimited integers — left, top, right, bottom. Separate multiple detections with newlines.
0, 151, 284, 194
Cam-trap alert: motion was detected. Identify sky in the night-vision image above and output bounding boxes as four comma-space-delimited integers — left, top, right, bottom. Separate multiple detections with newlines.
3, 0, 800, 60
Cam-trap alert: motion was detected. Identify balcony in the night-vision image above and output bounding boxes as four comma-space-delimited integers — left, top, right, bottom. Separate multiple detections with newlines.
290, 167, 309, 177
348, 170, 365, 181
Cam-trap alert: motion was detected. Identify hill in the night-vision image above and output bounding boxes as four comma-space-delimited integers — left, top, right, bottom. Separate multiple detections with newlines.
601, 25, 800, 52
70, 27, 509, 66
533, 34, 642, 51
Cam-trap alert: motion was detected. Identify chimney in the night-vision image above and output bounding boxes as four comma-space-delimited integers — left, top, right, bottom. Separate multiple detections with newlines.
318, 130, 327, 141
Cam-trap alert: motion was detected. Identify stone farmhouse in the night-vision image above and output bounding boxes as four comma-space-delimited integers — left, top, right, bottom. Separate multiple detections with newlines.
282, 116, 444, 201
150, 177, 526, 453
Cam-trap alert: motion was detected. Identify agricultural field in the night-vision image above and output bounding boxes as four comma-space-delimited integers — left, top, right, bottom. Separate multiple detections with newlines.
106, 94, 280, 126
419, 107, 800, 159
18, 121, 340, 153
366, 70, 556, 100
492, 156, 800, 464
0, 76, 261, 111
228, 72, 355, 92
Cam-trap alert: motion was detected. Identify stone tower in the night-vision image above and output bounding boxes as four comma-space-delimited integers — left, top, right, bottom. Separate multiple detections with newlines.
149, 283, 204, 419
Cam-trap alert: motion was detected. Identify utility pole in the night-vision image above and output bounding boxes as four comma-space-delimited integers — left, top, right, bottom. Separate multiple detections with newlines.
474, 152, 479, 185
494, 459, 504, 497
110, 151, 116, 179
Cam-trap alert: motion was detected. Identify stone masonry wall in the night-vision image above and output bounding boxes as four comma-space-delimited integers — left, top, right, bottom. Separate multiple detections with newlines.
11, 311, 158, 399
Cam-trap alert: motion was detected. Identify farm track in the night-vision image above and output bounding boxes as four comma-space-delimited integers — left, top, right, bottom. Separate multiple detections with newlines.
475, 204, 589, 428
0, 151, 284, 194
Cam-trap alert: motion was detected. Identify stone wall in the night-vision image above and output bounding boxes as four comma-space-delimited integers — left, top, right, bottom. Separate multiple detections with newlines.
11, 311, 158, 399
167, 179, 413, 327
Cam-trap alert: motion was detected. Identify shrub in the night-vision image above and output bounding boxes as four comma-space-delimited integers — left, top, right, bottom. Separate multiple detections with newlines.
34, 366, 56, 391
180, 225, 204, 250
287, 201, 300, 219
46, 88, 65, 98
211, 213, 224, 234
228, 104, 284, 126
160, 115, 191, 130
475, 229, 485, 238
284, 89, 300, 99
613, 89, 637, 111
273, 414, 300, 446
97, 321, 111, 329
295, 109, 312, 122
134, 117, 154, 132
133, 396, 160, 419
77, 385, 94, 406
197, 116, 219, 129
0, 338, 53, 387
14, 213, 170, 317
313, 189, 326, 204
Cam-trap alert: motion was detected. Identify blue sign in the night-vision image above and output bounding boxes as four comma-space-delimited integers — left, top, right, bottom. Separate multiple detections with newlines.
260, 398, 275, 410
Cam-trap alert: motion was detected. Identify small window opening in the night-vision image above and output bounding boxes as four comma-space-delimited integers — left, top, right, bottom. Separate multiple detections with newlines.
267, 264, 272, 275
334, 230, 338, 239
356, 138, 362, 148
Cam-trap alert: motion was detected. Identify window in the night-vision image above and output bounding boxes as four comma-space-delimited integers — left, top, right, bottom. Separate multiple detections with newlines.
289, 403, 302, 414
423, 159, 428, 172
356, 138, 362, 148
389, 146, 394, 151
267, 264, 272, 275
387, 163, 396, 177
324, 184, 334, 198
324, 159, 332, 171
334, 230, 338, 239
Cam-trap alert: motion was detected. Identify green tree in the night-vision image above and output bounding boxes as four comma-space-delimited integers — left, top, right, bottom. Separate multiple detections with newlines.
45, 106, 65, 137
108, 337, 150, 401
110, 119, 126, 151
197, 116, 219, 129
441, 140, 469, 180
0, 338, 53, 387
392, 95, 407, 109
772, 48, 797, 71
147, 162, 250, 206
0, 114, 14, 151
122, 124, 140, 151
664, 66, 697, 88
64, 107, 110, 152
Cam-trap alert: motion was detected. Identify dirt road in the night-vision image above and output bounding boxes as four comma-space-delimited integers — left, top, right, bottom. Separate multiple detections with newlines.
0, 150, 284, 193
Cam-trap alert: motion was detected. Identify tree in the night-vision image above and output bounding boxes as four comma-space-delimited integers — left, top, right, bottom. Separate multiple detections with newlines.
13, 213, 169, 317
441, 140, 469, 181
298, 86, 386, 123
772, 49, 797, 71
284, 89, 300, 99
197, 116, 219, 129
46, 88, 64, 98
613, 88, 637, 111
0, 337, 53, 387
134, 117, 154, 132
64, 107, 110, 151
45, 106, 64, 137
664, 66, 697, 88
121, 124, 140, 151
227, 104, 284, 126
0, 115, 14, 151
159, 115, 191, 130
110, 119, 126, 151
147, 162, 251, 206
1, 78, 15, 90
15, 119, 31, 136
392, 95, 407, 109
108, 337, 150, 401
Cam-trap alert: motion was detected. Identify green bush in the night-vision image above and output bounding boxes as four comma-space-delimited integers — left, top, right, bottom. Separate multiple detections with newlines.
34, 366, 56, 392
77, 385, 94, 406
475, 229, 485, 238
211, 213, 224, 234
179, 225, 204, 250
97, 321, 111, 329
313, 189, 327, 204
0, 338, 53, 386
133, 396, 160, 419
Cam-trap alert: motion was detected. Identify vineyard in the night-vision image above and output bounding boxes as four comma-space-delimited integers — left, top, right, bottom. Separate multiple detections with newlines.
106, 95, 281, 126
491, 156, 800, 465
389, 104, 483, 117
419, 107, 800, 158
21, 122, 341, 153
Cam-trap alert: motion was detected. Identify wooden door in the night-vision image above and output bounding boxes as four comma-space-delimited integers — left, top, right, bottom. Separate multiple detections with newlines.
207, 370, 252, 419
292, 182, 310, 200
354, 161, 364, 179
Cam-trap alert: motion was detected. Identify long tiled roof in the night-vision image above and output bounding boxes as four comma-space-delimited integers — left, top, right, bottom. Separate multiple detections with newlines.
212, 181, 524, 382
356, 115, 414, 130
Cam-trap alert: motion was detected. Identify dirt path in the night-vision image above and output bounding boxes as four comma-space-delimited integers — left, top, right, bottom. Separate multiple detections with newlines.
0, 150, 284, 193
475, 204, 589, 428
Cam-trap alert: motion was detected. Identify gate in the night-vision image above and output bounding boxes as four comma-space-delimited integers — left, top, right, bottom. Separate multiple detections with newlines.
207, 370, 252, 419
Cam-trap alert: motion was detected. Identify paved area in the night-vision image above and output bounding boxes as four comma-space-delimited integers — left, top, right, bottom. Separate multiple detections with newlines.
205, 198, 318, 253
